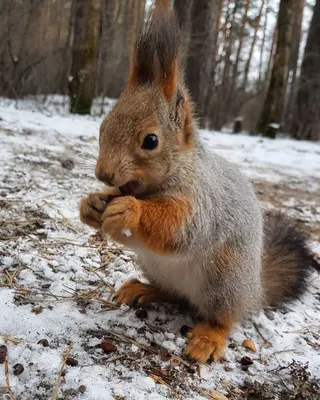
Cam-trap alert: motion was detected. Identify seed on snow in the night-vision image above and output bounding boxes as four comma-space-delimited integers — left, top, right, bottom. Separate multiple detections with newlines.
78, 385, 87, 393
66, 357, 78, 367
0, 345, 7, 364
37, 339, 49, 347
101, 340, 117, 353
135, 308, 148, 319
13, 363, 24, 375
240, 356, 253, 366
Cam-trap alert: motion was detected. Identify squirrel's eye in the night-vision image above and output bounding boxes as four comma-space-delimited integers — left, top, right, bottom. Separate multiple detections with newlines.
141, 134, 158, 150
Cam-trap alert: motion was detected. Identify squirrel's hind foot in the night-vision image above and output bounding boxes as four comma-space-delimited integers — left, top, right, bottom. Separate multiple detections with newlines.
184, 322, 231, 363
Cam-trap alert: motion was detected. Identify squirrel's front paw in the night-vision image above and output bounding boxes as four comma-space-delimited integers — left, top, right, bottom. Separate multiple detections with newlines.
80, 193, 108, 229
115, 279, 161, 306
101, 196, 141, 237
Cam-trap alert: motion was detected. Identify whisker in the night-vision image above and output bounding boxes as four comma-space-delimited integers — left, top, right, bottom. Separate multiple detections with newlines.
76, 161, 96, 168
55, 131, 98, 160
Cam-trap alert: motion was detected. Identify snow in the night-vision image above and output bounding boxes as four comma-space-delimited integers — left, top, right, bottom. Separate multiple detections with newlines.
201, 130, 320, 190
0, 97, 319, 399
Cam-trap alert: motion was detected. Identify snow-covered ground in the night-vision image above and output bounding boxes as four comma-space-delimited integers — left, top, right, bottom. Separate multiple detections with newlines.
0, 97, 319, 400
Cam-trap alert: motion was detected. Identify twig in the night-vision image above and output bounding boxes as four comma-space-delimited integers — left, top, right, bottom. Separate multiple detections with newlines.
149, 374, 180, 399
83, 266, 115, 293
283, 326, 318, 334
80, 355, 125, 368
107, 330, 151, 352
4, 356, 15, 400
93, 298, 119, 309
105, 330, 191, 368
4, 270, 19, 286
52, 343, 72, 400
0, 335, 22, 345
253, 322, 271, 346
272, 348, 299, 356
268, 361, 295, 373
1, 218, 41, 225
192, 385, 228, 400
40, 240, 98, 248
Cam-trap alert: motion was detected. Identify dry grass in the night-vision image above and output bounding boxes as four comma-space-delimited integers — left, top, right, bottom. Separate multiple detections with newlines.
52, 343, 73, 400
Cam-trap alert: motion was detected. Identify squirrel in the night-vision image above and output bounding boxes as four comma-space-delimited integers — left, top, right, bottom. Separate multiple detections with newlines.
79, 5, 319, 363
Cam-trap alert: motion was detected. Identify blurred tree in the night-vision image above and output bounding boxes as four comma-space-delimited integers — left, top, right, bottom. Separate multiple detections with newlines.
209, 0, 239, 130
101, 0, 145, 98
96, 0, 118, 98
174, 0, 193, 63
291, 0, 320, 140
2, 0, 319, 141
258, 0, 269, 85
184, 0, 220, 127
243, 0, 265, 89
204, 0, 223, 129
69, 0, 100, 114
284, 0, 305, 128
257, 0, 294, 137
233, 0, 251, 91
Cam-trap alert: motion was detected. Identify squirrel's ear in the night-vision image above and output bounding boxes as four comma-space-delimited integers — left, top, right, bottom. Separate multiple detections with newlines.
159, 58, 178, 102
155, 11, 180, 101
128, 8, 180, 102
173, 88, 194, 148
128, 25, 156, 88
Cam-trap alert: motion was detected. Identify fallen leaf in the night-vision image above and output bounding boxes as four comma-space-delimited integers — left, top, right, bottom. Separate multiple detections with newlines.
242, 339, 257, 352
210, 390, 228, 400
32, 306, 43, 315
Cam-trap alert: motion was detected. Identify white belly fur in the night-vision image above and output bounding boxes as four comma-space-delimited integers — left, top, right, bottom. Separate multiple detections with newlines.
134, 245, 204, 306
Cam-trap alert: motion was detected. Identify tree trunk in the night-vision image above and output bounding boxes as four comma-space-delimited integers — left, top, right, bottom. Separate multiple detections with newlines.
103, 0, 145, 98
69, 0, 100, 114
97, 0, 118, 97
257, 0, 294, 138
222, 0, 239, 91
205, 0, 223, 129
174, 0, 193, 62
283, 0, 305, 129
258, 0, 269, 85
243, 0, 265, 88
233, 0, 251, 86
212, 0, 240, 130
59, 0, 75, 93
291, 0, 320, 140
185, 0, 219, 127
266, 24, 278, 84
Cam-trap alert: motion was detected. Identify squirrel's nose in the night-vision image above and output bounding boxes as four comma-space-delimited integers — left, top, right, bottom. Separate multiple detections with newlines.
95, 167, 115, 186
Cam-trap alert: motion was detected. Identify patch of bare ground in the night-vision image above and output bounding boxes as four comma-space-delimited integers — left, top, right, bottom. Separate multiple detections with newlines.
253, 179, 320, 242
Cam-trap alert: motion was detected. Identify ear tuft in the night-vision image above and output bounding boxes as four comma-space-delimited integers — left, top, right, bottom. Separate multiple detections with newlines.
155, 10, 180, 100
128, 22, 156, 87
128, 5, 180, 102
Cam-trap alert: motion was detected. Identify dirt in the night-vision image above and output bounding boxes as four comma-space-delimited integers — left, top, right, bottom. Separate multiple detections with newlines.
253, 180, 320, 242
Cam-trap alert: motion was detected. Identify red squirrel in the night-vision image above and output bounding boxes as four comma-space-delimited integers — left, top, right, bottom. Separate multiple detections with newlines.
80, 5, 319, 363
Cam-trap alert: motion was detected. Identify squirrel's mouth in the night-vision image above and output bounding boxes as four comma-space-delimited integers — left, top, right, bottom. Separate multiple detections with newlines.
118, 180, 140, 196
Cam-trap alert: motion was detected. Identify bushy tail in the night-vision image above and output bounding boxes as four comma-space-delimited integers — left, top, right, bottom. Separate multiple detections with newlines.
262, 211, 319, 306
